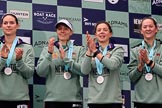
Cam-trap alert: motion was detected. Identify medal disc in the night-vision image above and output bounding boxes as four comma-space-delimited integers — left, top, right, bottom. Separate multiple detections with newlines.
64, 72, 71, 80
145, 73, 153, 81
97, 76, 104, 84
4, 67, 12, 75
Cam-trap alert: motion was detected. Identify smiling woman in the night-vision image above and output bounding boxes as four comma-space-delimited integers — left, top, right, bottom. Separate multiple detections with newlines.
127, 17, 162, 108
36, 19, 86, 108
0, 13, 35, 108
81, 21, 124, 108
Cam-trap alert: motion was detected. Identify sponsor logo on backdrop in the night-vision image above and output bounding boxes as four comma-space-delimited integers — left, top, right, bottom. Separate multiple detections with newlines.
0, 1, 6, 17
107, 0, 119, 4
115, 44, 128, 57
83, 17, 96, 27
82, 8, 105, 34
106, 0, 128, 12
131, 0, 149, 2
35, 95, 43, 102
152, 0, 162, 6
58, 16, 81, 22
33, 4, 57, 31
151, 0, 162, 15
133, 18, 142, 33
17, 105, 27, 108
129, 13, 149, 39
34, 11, 56, 24
10, 10, 29, 19
84, 0, 103, 2
0, 10, 5, 16
108, 20, 128, 28
34, 40, 48, 48
158, 23, 162, 30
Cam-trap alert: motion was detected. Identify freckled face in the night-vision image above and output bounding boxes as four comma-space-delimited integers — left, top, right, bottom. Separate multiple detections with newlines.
56, 24, 73, 41
1, 15, 19, 36
140, 19, 158, 40
95, 23, 112, 43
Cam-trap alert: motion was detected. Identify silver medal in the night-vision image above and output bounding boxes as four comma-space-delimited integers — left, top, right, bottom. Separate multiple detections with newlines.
97, 76, 104, 84
64, 72, 71, 80
145, 73, 153, 81
4, 67, 12, 75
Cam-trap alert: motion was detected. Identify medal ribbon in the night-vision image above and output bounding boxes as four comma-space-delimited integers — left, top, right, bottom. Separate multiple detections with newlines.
0, 42, 2, 61
142, 40, 156, 72
95, 45, 108, 75
68, 40, 74, 60
6, 37, 18, 67
0, 42, 2, 49
65, 40, 74, 71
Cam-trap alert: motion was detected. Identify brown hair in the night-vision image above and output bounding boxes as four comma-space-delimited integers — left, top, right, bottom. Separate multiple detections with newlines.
139, 17, 157, 30
0, 13, 19, 25
94, 21, 112, 33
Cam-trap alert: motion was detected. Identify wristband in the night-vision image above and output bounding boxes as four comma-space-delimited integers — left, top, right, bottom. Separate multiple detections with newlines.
147, 60, 153, 66
86, 54, 92, 57
100, 56, 104, 62
48, 51, 53, 54
93, 50, 100, 57
1, 56, 7, 59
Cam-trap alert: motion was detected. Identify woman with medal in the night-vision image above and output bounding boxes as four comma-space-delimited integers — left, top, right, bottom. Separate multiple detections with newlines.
0, 13, 35, 108
127, 17, 162, 108
81, 21, 124, 108
36, 19, 85, 108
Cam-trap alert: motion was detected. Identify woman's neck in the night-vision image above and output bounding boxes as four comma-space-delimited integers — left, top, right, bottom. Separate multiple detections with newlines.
99, 41, 109, 49
145, 38, 155, 47
5, 35, 16, 45
59, 40, 68, 46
